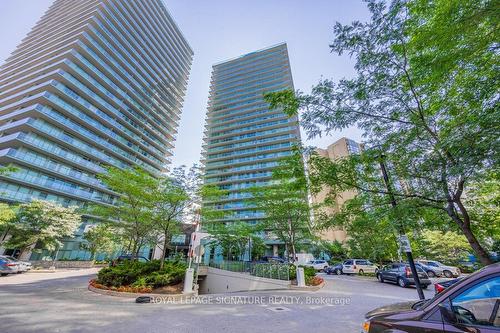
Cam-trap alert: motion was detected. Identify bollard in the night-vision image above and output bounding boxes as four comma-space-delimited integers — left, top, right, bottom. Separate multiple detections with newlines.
183, 268, 195, 294
296, 267, 306, 287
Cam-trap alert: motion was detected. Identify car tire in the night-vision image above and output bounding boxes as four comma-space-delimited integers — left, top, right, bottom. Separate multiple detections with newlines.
427, 271, 436, 278
326, 271, 331, 275
335, 269, 342, 275
398, 277, 407, 288
443, 270, 453, 278
377, 273, 384, 283
421, 284, 429, 289
358, 269, 364, 275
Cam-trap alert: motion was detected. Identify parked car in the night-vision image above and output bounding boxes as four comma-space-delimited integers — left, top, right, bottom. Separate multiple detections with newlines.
0, 257, 19, 276
363, 262, 500, 333
324, 263, 343, 275
259, 256, 286, 264
343, 259, 379, 275
434, 278, 461, 294
415, 262, 443, 278
111, 254, 150, 266
417, 259, 461, 278
304, 260, 329, 271
0, 255, 31, 272
376, 263, 432, 288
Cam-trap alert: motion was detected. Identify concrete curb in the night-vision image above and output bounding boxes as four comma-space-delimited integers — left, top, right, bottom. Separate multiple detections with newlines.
88, 284, 196, 299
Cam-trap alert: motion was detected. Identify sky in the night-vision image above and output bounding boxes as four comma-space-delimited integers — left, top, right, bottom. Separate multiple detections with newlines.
0, 0, 370, 168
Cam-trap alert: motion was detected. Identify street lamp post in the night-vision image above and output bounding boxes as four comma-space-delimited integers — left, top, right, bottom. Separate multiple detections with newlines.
379, 157, 425, 300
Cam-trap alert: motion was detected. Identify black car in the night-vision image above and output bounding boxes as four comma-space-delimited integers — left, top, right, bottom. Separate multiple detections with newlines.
363, 263, 500, 333
376, 262, 431, 288
259, 256, 286, 264
324, 263, 343, 275
111, 254, 150, 266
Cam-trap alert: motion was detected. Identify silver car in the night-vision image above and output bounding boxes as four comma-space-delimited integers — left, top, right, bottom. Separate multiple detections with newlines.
417, 259, 461, 278
0, 255, 31, 272
0, 257, 19, 276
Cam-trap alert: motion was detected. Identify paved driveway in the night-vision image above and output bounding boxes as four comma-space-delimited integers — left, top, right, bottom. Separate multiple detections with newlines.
0, 269, 438, 333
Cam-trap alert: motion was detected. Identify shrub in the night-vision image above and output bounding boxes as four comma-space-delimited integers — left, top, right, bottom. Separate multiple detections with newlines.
289, 265, 317, 282
306, 276, 324, 286
96, 259, 186, 289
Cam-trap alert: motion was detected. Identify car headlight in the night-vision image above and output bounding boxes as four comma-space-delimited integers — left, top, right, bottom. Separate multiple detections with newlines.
362, 321, 370, 332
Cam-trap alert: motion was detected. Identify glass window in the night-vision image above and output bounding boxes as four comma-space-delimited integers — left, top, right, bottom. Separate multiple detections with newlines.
451, 277, 500, 327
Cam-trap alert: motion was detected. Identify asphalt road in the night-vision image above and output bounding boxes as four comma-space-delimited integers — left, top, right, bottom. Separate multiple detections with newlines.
0, 269, 441, 333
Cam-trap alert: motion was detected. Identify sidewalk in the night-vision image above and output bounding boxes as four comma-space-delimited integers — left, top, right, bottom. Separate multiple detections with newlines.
0, 268, 99, 286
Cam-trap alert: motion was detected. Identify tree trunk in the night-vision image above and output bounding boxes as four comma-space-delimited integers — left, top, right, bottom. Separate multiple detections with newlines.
446, 201, 492, 265
458, 221, 492, 265
160, 232, 169, 270
288, 218, 297, 263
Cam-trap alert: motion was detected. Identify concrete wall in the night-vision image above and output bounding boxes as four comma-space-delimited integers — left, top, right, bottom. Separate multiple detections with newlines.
31, 260, 95, 269
199, 267, 290, 294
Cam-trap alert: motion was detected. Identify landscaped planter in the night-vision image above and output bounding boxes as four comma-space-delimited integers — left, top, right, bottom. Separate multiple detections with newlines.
88, 280, 195, 299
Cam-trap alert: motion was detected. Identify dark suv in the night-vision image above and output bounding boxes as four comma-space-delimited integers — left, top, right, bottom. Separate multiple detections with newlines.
377, 262, 432, 288
110, 254, 149, 266
363, 262, 500, 332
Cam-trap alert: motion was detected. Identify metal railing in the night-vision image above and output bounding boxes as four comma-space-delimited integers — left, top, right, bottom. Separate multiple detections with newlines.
209, 260, 289, 281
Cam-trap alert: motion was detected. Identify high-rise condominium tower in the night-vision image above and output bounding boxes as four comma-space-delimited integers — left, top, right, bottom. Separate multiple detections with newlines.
202, 43, 301, 255
0, 0, 193, 259
313, 137, 363, 243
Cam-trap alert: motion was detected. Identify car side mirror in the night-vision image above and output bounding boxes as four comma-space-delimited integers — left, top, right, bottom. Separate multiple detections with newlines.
438, 300, 456, 323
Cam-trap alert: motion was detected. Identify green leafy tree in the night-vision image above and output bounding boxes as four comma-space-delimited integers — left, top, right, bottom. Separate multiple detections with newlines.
6, 200, 81, 258
265, 0, 498, 264
418, 230, 471, 265
317, 240, 348, 262
150, 165, 200, 269
0, 203, 16, 244
90, 166, 156, 257
81, 224, 119, 260
248, 149, 313, 262
206, 222, 256, 261
464, 170, 500, 246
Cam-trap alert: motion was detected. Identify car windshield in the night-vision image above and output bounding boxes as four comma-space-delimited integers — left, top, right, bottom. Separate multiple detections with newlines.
413, 268, 485, 311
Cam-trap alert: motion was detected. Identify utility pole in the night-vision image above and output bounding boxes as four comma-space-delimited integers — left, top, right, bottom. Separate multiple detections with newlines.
379, 156, 425, 300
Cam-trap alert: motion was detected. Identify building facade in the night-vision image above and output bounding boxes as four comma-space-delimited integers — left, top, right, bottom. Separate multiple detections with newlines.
313, 137, 363, 243
0, 0, 193, 259
202, 43, 301, 257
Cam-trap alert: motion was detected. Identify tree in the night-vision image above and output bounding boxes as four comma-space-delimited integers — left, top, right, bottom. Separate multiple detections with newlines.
206, 222, 256, 261
265, 0, 498, 264
464, 170, 500, 247
317, 240, 348, 262
418, 230, 470, 265
150, 165, 200, 269
0, 203, 16, 244
248, 149, 313, 262
90, 166, 156, 257
5, 200, 81, 258
81, 224, 118, 260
